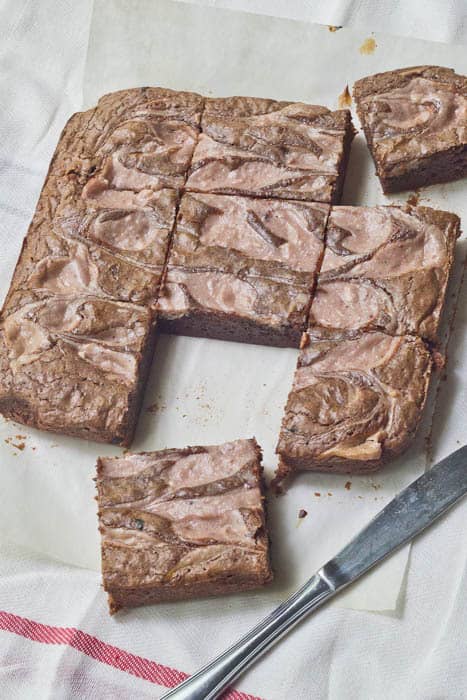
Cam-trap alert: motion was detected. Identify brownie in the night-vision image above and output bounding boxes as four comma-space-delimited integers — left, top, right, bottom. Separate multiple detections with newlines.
274, 330, 432, 481
185, 96, 355, 203
157, 192, 329, 347
0, 87, 202, 444
4, 226, 163, 309
65, 87, 205, 193
96, 438, 273, 612
353, 66, 467, 193
0, 296, 156, 445
309, 205, 460, 342
54, 187, 179, 269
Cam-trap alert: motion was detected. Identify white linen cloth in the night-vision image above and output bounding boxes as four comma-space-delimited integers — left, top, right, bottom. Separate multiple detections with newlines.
0, 1, 466, 698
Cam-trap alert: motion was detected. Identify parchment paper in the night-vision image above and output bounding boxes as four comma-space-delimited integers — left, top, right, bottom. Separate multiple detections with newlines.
0, 0, 465, 612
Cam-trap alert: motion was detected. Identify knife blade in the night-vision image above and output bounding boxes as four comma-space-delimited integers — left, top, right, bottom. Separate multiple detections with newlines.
161, 445, 467, 700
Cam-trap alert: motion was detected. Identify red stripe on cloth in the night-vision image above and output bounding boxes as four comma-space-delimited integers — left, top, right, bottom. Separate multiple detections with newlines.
0, 611, 264, 700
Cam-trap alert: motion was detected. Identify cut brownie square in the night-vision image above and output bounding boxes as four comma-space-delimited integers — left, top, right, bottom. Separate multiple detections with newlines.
55, 187, 179, 269
70, 87, 205, 193
353, 66, 467, 193
185, 96, 355, 203
5, 224, 163, 309
309, 205, 459, 342
157, 192, 329, 347
0, 294, 156, 445
275, 330, 432, 481
0, 201, 163, 443
96, 438, 273, 612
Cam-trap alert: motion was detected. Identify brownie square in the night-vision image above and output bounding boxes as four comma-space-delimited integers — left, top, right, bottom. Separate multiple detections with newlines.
309, 205, 459, 342
157, 192, 329, 347
0, 294, 156, 445
96, 438, 273, 612
275, 330, 432, 481
0, 227, 158, 445
185, 96, 355, 203
54, 187, 179, 269
69, 87, 205, 194
5, 224, 163, 309
354, 66, 467, 193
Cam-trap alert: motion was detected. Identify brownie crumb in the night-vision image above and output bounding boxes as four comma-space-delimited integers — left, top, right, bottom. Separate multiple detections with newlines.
298, 509, 308, 519
146, 401, 167, 414
314, 492, 321, 497
4, 437, 25, 451
338, 85, 352, 109
328, 25, 342, 32
406, 191, 420, 207
359, 37, 377, 54
432, 350, 446, 370
345, 481, 352, 491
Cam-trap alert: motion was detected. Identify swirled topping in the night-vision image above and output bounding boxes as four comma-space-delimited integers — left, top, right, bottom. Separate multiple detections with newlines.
3, 297, 148, 383
19, 233, 161, 306
96, 439, 272, 593
363, 77, 467, 143
171, 193, 328, 272
81, 87, 204, 191
276, 331, 431, 470
356, 69, 467, 167
310, 205, 458, 340
28, 242, 100, 296
56, 188, 178, 267
158, 267, 310, 329
186, 98, 353, 202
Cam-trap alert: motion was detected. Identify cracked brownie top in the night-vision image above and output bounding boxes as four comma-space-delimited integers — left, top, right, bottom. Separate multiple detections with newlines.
96, 438, 272, 609
309, 205, 459, 341
186, 96, 354, 203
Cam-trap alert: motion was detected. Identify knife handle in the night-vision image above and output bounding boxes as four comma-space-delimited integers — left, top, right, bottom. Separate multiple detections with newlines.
160, 572, 335, 700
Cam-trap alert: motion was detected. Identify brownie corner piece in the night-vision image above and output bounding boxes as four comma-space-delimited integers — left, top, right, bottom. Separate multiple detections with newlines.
96, 438, 273, 612
186, 96, 355, 204
0, 296, 157, 446
275, 330, 432, 481
353, 65, 467, 193
84, 86, 205, 192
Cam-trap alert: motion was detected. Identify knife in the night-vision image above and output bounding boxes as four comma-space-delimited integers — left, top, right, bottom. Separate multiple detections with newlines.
161, 445, 467, 700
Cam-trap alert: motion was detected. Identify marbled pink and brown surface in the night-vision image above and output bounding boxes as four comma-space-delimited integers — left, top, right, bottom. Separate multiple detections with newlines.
276, 330, 432, 476
186, 97, 354, 203
96, 438, 272, 609
354, 66, 467, 182
0, 87, 203, 443
158, 192, 328, 340
309, 205, 459, 341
